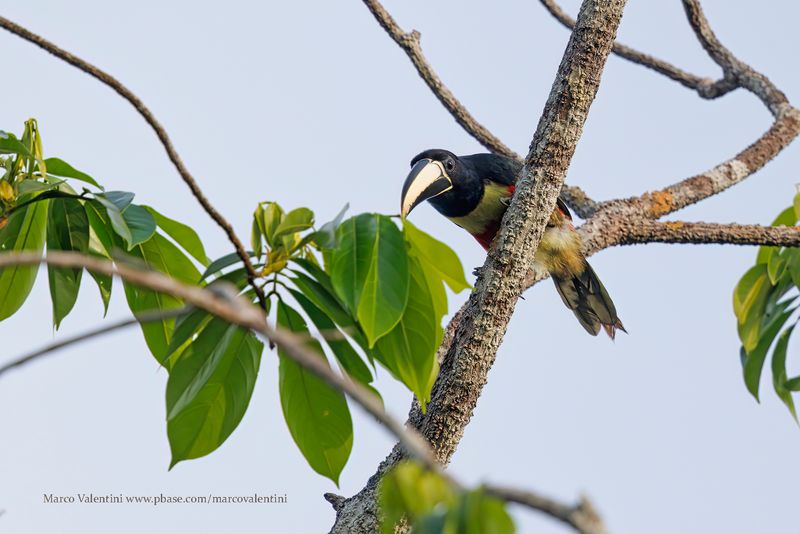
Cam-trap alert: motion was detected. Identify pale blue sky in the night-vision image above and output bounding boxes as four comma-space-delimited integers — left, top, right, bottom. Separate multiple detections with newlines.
2, 1, 799, 533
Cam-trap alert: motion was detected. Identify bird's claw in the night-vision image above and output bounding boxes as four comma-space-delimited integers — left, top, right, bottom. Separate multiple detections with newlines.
472, 265, 485, 277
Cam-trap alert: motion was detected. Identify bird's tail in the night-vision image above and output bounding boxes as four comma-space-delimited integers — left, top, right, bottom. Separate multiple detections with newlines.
552, 262, 626, 339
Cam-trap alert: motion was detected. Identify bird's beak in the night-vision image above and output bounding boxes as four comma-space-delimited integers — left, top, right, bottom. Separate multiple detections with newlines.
400, 159, 453, 218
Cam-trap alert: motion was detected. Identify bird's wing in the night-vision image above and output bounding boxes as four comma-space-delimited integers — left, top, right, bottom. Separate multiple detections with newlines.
462, 153, 573, 220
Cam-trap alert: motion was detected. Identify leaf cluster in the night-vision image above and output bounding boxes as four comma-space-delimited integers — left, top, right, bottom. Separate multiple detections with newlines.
735, 192, 800, 419
0, 120, 472, 487
380, 461, 515, 534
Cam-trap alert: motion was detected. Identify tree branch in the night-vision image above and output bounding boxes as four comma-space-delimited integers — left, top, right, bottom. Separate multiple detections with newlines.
0, 307, 189, 378
538, 0, 737, 99
361, 0, 517, 160
635, 107, 800, 218
0, 250, 441, 475
0, 16, 267, 309
486, 484, 606, 534
618, 220, 800, 247
540, 0, 800, 221
361, 0, 598, 219
0, 250, 600, 533
331, 2, 626, 532
680, 0, 788, 116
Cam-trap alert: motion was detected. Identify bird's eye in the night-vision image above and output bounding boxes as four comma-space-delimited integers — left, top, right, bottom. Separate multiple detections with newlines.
445, 159, 455, 171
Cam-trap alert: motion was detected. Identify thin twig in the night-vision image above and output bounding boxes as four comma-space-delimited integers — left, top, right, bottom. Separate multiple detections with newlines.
0, 15, 267, 309
361, 0, 597, 218
0, 250, 440, 478
538, 0, 737, 99
485, 484, 606, 534
680, 0, 788, 116
0, 307, 190, 378
361, 0, 516, 160
0, 250, 603, 527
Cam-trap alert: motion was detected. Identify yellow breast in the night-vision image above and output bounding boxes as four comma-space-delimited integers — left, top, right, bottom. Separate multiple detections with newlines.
446, 182, 510, 235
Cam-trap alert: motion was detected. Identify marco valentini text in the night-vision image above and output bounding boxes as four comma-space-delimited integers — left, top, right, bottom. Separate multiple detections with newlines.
43, 493, 288, 505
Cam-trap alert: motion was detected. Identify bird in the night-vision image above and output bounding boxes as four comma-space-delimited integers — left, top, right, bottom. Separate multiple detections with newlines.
400, 148, 625, 339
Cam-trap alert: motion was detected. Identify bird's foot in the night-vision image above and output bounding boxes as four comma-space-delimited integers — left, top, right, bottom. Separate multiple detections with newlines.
472, 265, 485, 277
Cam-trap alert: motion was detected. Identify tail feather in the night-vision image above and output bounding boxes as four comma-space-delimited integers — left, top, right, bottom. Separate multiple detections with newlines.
552, 263, 625, 339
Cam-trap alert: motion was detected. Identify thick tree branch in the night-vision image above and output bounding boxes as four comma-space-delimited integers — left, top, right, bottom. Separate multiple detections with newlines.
619, 220, 800, 248
635, 107, 800, 218
0, 16, 267, 309
0, 250, 599, 532
331, 2, 626, 532
541, 0, 800, 221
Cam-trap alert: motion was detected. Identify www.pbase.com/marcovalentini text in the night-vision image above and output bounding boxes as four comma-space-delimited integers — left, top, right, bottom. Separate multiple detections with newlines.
43, 493, 288, 505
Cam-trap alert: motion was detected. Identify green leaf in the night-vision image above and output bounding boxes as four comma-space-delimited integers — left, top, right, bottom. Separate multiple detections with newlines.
793, 191, 800, 220
144, 205, 209, 266
420, 265, 447, 349
771, 323, 798, 420
44, 157, 103, 189
0, 200, 48, 321
733, 264, 771, 352
164, 269, 260, 363
123, 234, 201, 362
93, 193, 157, 250
277, 301, 353, 485
251, 216, 263, 260
403, 219, 471, 292
94, 192, 133, 247
786, 376, 800, 391
260, 202, 284, 247
98, 190, 134, 211
273, 207, 314, 240
163, 307, 213, 362
374, 256, 438, 410
742, 304, 795, 400
167, 317, 263, 467
331, 214, 409, 346
121, 204, 156, 248
292, 257, 338, 295
450, 488, 516, 534
201, 251, 249, 282
46, 198, 89, 328
84, 201, 115, 313
310, 203, 349, 249
85, 201, 115, 256
756, 206, 797, 265
379, 461, 456, 534
768, 249, 787, 285
289, 289, 374, 386
88, 268, 112, 315
291, 270, 353, 328
0, 131, 32, 157
357, 216, 409, 345
17, 179, 62, 196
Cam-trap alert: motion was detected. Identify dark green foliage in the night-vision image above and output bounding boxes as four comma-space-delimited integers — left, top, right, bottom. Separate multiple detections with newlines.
380, 461, 515, 534
734, 192, 800, 420
0, 119, 470, 488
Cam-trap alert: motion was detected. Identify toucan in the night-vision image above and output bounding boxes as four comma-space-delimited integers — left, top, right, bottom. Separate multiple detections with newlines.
400, 149, 625, 339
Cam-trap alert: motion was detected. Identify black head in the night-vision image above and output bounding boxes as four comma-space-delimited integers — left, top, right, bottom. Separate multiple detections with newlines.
401, 149, 483, 218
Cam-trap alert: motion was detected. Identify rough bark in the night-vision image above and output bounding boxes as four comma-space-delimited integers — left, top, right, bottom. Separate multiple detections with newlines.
329, 1, 628, 531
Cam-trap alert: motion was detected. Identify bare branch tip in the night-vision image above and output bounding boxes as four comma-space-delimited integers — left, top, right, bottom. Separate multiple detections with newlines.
324, 493, 346, 512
